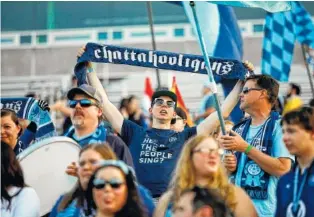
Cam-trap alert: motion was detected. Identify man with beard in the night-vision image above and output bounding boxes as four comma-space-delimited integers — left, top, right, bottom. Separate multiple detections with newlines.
221, 75, 294, 217
64, 84, 134, 168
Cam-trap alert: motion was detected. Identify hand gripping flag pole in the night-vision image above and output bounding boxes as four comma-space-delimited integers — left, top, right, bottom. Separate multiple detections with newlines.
189, 1, 227, 136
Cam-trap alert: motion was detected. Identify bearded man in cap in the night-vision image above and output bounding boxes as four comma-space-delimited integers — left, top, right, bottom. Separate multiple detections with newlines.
65, 84, 134, 168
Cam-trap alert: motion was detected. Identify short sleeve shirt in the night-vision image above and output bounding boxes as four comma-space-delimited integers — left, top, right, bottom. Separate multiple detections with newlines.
121, 120, 197, 196
235, 120, 294, 217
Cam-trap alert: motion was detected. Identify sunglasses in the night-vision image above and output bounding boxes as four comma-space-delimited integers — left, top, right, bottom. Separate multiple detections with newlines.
153, 98, 175, 108
241, 87, 263, 95
68, 99, 97, 108
192, 148, 224, 156
93, 178, 125, 189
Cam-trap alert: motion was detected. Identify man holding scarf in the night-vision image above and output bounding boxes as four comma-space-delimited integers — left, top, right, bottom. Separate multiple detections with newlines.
80, 64, 247, 200
221, 74, 294, 217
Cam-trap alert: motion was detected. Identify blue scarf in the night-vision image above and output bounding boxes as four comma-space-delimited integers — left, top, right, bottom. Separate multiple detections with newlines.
13, 128, 36, 155
0, 97, 56, 143
74, 43, 252, 86
56, 199, 80, 217
231, 111, 280, 200
65, 122, 107, 147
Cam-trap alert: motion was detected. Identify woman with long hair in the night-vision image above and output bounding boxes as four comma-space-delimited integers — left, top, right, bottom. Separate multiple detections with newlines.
50, 143, 154, 217
85, 160, 147, 217
1, 141, 40, 217
50, 143, 118, 217
154, 135, 257, 217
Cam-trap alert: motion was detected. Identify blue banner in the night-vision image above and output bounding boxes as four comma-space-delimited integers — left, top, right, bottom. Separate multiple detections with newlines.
75, 42, 251, 86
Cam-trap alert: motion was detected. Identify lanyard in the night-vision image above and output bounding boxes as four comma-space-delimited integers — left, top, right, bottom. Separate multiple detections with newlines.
292, 166, 309, 214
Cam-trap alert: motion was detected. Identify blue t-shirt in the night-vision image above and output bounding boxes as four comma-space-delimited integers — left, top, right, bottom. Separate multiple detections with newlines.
275, 161, 314, 217
137, 184, 155, 217
121, 120, 197, 197
234, 120, 294, 217
197, 93, 215, 124
49, 196, 79, 217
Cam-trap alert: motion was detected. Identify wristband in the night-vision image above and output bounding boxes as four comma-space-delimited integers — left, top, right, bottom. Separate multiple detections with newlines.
245, 145, 253, 155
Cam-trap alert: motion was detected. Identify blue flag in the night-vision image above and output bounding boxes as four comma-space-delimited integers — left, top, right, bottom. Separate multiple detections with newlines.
182, 2, 243, 60
261, 1, 314, 81
180, 1, 244, 123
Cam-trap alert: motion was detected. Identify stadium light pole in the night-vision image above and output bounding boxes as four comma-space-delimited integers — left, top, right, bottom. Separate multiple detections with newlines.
301, 44, 314, 98
146, 1, 161, 89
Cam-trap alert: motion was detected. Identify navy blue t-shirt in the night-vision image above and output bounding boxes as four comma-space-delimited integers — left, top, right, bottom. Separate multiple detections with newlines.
121, 120, 197, 197
275, 161, 314, 217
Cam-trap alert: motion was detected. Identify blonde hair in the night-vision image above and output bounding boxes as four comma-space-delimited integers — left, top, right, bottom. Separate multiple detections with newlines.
169, 134, 237, 211
213, 120, 234, 139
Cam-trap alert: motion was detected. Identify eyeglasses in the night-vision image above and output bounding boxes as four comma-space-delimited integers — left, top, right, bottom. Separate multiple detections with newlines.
241, 87, 263, 95
93, 178, 125, 189
68, 99, 97, 108
153, 98, 176, 108
192, 148, 224, 156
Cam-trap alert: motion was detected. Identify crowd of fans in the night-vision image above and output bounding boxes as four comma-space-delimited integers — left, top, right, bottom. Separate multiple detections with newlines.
1, 46, 314, 217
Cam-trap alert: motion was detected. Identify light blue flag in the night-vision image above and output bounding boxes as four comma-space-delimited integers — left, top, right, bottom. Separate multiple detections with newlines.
211, 1, 292, 12
182, 1, 243, 66
181, 1, 244, 123
261, 1, 314, 81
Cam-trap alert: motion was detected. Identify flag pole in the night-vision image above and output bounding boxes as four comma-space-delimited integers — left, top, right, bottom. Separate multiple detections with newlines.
301, 44, 314, 98
146, 1, 161, 89
189, 1, 227, 135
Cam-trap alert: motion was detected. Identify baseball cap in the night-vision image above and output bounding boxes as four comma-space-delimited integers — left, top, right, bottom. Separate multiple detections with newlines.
67, 84, 102, 103
151, 90, 177, 107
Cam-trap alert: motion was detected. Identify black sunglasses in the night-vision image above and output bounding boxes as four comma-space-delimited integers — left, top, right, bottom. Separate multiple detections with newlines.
242, 87, 263, 95
93, 178, 125, 189
68, 99, 97, 108
153, 98, 175, 108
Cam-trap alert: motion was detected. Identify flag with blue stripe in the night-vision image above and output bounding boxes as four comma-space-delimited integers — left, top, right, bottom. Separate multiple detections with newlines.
261, 1, 314, 81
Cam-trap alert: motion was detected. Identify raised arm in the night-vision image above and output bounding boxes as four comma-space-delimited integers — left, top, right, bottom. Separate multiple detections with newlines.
197, 80, 243, 135
87, 67, 124, 134
76, 45, 124, 134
